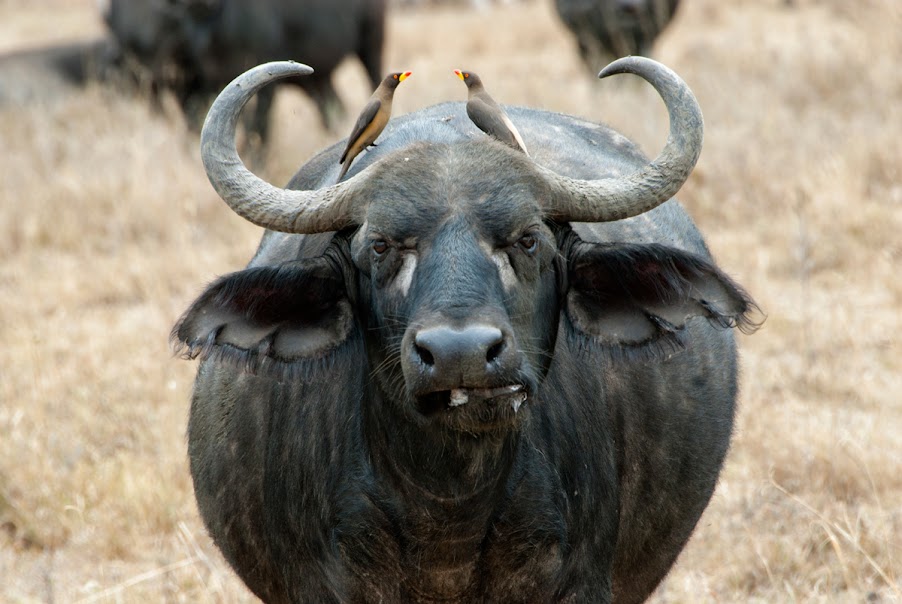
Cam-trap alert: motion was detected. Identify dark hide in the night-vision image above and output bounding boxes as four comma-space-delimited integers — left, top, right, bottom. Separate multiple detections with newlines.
174, 103, 761, 603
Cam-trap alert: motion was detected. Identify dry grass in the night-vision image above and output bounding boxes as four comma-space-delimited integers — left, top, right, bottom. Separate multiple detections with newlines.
1, 0, 900, 601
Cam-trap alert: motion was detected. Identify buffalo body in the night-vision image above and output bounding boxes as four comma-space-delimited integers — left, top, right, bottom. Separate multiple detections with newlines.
174, 59, 759, 603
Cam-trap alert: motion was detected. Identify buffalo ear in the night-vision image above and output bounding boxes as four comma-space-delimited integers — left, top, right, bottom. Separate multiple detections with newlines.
172, 257, 354, 375
565, 242, 761, 355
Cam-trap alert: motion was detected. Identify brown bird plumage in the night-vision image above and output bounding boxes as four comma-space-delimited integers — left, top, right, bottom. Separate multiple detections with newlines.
454, 69, 528, 155
337, 71, 411, 182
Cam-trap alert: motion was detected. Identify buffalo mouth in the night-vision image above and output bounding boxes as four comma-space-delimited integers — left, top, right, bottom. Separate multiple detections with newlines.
416, 384, 528, 425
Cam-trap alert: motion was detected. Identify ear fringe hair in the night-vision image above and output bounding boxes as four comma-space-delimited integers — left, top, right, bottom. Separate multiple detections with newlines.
170, 325, 361, 384
671, 247, 766, 336
574, 242, 766, 337
697, 280, 766, 336
565, 290, 764, 364
566, 318, 689, 364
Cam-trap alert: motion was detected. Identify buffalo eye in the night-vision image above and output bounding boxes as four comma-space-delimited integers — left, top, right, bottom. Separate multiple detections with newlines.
518, 233, 538, 255
372, 240, 389, 256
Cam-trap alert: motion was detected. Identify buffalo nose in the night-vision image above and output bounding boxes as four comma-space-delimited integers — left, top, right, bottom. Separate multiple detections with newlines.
414, 325, 506, 380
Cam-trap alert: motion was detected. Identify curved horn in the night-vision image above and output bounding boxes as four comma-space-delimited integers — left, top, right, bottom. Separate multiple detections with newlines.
539, 56, 703, 223
200, 61, 367, 233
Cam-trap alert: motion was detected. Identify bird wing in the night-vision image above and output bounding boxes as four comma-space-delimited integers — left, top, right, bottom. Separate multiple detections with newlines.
466, 97, 528, 154
339, 98, 382, 164
499, 111, 528, 155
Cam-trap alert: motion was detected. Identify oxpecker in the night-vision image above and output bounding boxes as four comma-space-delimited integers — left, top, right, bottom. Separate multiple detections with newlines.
337, 70, 411, 182
454, 69, 528, 155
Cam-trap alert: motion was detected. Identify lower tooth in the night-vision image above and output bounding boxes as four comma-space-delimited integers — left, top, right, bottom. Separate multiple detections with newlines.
449, 389, 469, 407
512, 394, 526, 413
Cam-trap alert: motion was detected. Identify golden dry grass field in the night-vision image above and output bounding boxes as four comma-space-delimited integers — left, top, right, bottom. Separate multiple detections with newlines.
1, 0, 900, 601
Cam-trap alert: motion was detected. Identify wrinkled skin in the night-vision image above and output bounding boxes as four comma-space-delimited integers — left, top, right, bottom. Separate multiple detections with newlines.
555, 0, 681, 71
176, 103, 758, 603
104, 0, 385, 134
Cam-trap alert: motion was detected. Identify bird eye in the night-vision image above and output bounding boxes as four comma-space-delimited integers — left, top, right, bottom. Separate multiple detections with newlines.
518, 234, 538, 254
372, 240, 389, 255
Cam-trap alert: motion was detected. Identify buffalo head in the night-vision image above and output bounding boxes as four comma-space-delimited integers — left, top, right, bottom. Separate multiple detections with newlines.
174, 59, 755, 439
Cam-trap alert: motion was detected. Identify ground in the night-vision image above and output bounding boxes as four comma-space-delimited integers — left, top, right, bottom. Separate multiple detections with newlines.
0, 0, 899, 601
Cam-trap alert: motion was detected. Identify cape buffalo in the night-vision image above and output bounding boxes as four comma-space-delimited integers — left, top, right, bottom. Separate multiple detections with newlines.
173, 58, 760, 603
555, 0, 681, 71
103, 0, 386, 139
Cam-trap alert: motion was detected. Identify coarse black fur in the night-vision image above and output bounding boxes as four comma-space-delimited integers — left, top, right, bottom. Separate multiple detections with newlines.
173, 103, 762, 603
555, 0, 681, 72
104, 0, 386, 137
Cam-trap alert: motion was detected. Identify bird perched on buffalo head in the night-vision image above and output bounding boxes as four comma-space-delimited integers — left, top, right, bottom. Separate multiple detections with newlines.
337, 71, 411, 182
454, 69, 528, 155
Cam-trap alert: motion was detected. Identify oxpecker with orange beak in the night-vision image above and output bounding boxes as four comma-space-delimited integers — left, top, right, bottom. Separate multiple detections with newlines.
455, 69, 528, 155
337, 71, 411, 182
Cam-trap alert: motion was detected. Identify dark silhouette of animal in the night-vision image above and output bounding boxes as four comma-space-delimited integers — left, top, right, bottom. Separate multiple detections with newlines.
103, 0, 386, 140
555, 0, 681, 71
173, 57, 760, 603
0, 39, 120, 105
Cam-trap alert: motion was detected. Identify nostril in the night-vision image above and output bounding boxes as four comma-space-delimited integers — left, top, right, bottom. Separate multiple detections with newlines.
486, 340, 505, 364
415, 343, 435, 366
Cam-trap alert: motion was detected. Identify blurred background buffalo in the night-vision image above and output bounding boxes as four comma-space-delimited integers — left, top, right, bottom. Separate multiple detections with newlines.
2, 0, 387, 146
102, 0, 386, 138
0, 0, 682, 144
554, 0, 680, 71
